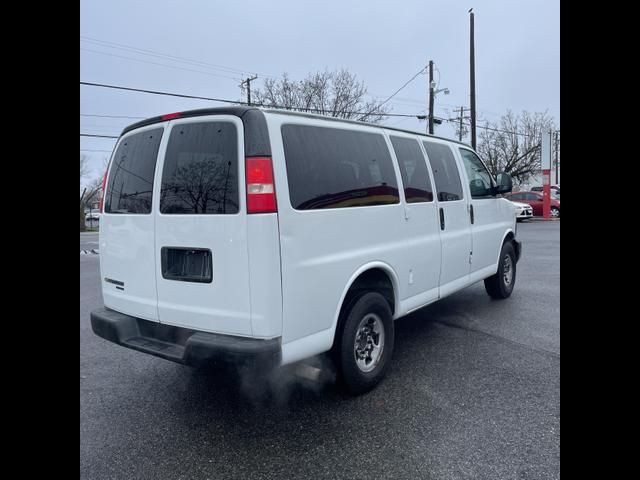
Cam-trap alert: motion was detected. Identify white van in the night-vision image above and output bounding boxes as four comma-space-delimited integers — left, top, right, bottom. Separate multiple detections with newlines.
91, 107, 521, 394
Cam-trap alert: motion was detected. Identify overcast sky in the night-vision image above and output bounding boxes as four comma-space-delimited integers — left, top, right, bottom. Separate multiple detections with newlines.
80, 0, 559, 181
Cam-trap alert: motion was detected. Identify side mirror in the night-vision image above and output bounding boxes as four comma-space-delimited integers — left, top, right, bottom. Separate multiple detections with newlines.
495, 172, 513, 194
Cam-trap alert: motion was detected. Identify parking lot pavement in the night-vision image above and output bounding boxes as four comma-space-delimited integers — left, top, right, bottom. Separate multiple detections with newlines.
80, 232, 99, 253
80, 221, 559, 480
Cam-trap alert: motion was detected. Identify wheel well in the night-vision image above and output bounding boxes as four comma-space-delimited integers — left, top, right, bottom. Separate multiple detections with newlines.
504, 231, 515, 244
331, 268, 395, 350
343, 268, 395, 315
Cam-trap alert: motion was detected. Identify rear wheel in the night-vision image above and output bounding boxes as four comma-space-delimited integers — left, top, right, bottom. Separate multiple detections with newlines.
484, 241, 516, 299
334, 292, 394, 395
550, 207, 560, 217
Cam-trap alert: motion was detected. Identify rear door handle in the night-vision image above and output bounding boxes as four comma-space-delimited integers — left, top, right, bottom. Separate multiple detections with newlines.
439, 207, 445, 230
469, 204, 474, 224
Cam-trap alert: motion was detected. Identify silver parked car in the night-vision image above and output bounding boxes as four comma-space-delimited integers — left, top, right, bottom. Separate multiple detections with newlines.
510, 200, 533, 221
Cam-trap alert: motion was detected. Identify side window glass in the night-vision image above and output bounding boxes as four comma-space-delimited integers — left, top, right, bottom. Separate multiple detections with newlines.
390, 136, 433, 203
458, 148, 495, 198
422, 141, 463, 202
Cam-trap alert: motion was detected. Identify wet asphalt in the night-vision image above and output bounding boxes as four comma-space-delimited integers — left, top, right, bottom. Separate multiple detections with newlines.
80, 221, 559, 480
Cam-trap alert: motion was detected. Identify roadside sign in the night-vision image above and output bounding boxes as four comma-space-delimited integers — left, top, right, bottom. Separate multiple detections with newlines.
541, 130, 553, 218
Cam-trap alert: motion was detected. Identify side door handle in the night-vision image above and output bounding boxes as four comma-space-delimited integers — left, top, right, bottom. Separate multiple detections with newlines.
439, 207, 445, 230
469, 204, 474, 224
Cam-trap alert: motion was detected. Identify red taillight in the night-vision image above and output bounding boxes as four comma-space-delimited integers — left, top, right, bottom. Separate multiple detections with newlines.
161, 112, 181, 120
98, 169, 108, 213
245, 156, 277, 214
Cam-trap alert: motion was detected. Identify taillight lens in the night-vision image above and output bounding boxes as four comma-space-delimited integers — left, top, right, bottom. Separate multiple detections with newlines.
245, 156, 277, 214
161, 112, 181, 120
98, 168, 108, 213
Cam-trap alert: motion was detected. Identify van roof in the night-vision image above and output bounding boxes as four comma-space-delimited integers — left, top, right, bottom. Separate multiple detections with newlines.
121, 106, 472, 148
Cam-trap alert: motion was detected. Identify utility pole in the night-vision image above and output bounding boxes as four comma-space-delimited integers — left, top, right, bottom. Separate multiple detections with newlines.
448, 107, 470, 141
428, 60, 434, 134
240, 75, 258, 106
469, 9, 477, 149
554, 130, 559, 184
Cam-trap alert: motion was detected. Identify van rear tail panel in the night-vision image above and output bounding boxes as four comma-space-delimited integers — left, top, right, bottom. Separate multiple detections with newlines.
99, 109, 282, 341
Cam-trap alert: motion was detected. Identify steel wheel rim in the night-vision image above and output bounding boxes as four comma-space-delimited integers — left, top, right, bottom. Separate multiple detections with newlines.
503, 254, 513, 286
354, 313, 385, 373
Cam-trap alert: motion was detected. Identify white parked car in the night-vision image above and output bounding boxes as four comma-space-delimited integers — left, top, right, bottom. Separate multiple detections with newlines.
85, 211, 101, 221
91, 107, 522, 394
510, 200, 533, 221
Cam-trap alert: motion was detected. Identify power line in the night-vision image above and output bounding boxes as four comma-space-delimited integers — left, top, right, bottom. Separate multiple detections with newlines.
80, 48, 240, 80
443, 118, 534, 138
80, 81, 540, 138
80, 35, 275, 78
360, 67, 426, 120
80, 81, 423, 117
81, 80, 242, 104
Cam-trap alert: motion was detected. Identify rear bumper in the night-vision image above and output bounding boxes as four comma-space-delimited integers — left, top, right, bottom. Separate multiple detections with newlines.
90, 307, 281, 369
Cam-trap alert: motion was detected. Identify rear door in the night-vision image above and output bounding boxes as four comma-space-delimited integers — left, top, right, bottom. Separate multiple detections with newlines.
100, 125, 164, 321
153, 116, 253, 336
421, 140, 472, 297
388, 134, 441, 307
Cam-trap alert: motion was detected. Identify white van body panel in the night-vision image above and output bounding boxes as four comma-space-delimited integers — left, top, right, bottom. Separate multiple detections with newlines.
96, 107, 520, 371
419, 139, 473, 298
267, 113, 457, 356
382, 131, 442, 312
153, 115, 255, 336
246, 214, 283, 338
100, 124, 165, 322
455, 146, 515, 276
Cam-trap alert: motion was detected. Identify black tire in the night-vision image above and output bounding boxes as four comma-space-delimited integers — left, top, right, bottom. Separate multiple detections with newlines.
484, 241, 517, 299
334, 292, 394, 395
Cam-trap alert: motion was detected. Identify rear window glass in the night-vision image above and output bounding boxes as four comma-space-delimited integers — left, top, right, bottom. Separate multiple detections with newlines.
105, 128, 163, 214
160, 122, 239, 214
422, 141, 464, 202
281, 124, 399, 210
390, 136, 433, 203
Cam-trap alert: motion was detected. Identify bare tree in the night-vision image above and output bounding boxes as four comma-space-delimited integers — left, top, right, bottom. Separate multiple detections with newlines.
252, 69, 389, 123
162, 157, 237, 214
476, 110, 557, 185
80, 155, 108, 231
80, 154, 90, 179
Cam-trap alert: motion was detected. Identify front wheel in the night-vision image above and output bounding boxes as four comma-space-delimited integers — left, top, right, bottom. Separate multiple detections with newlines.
335, 292, 394, 395
484, 241, 517, 299
550, 207, 560, 218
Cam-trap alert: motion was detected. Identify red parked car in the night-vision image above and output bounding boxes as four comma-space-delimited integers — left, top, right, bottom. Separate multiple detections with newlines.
504, 191, 560, 217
